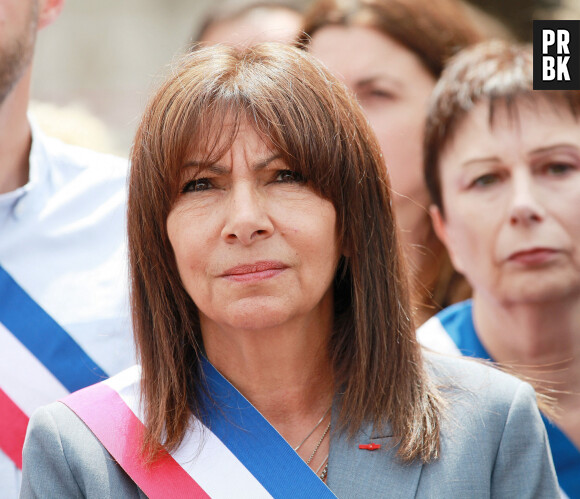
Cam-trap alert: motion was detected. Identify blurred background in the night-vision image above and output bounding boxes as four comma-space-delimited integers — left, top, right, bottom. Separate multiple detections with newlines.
29, 0, 580, 157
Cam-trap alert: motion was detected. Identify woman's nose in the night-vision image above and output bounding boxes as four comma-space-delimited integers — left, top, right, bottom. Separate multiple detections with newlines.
221, 184, 274, 245
509, 175, 545, 227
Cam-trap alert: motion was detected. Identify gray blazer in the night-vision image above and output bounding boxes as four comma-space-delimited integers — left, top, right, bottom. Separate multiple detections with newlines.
20, 354, 559, 498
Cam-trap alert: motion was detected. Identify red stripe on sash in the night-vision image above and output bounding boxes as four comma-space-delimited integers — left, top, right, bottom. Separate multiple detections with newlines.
0, 388, 28, 469
62, 383, 210, 499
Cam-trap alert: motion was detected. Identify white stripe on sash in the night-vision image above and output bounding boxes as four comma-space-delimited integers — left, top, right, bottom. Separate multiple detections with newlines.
0, 322, 68, 416
103, 367, 274, 499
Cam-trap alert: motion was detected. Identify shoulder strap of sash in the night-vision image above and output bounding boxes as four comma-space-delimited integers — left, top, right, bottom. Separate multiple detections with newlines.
61, 361, 338, 499
0, 388, 28, 468
199, 357, 337, 498
0, 264, 107, 468
0, 265, 107, 390
62, 377, 210, 498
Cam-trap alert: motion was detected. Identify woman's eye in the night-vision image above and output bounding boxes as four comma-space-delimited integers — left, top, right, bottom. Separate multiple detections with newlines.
182, 178, 212, 193
545, 162, 574, 176
275, 170, 305, 184
357, 89, 396, 104
470, 173, 500, 188
369, 89, 395, 99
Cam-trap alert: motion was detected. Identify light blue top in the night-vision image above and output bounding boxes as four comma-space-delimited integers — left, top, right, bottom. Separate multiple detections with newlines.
434, 300, 580, 498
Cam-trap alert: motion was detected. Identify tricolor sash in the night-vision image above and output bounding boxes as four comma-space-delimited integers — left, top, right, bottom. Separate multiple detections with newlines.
0, 265, 107, 468
62, 359, 338, 498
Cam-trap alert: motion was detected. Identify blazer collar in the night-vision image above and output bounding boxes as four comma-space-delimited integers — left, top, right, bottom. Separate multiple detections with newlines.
327, 400, 424, 498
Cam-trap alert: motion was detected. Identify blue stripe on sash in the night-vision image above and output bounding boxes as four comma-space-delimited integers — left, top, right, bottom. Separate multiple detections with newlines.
0, 265, 108, 392
201, 358, 337, 499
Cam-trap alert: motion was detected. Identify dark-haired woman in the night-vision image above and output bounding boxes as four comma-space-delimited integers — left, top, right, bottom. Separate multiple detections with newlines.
20, 43, 557, 498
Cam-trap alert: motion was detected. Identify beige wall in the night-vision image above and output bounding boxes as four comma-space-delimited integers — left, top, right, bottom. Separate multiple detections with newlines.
31, 0, 213, 156
34, 0, 547, 156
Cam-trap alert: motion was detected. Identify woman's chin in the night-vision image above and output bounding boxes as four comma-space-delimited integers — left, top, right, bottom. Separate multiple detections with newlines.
214, 297, 296, 331
497, 273, 580, 305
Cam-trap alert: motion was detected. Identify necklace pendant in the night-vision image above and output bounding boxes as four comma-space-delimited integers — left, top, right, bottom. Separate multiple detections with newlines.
319, 462, 329, 481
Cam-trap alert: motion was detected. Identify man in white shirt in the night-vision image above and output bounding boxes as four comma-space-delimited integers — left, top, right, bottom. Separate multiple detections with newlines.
0, 1, 134, 495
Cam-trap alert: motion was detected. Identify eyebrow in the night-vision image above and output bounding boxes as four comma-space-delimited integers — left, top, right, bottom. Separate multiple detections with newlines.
182, 154, 282, 174
460, 156, 500, 168
528, 143, 580, 156
354, 74, 402, 91
460, 143, 580, 168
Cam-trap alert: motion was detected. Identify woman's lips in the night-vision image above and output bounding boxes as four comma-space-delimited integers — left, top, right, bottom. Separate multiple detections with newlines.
507, 248, 559, 265
221, 261, 288, 282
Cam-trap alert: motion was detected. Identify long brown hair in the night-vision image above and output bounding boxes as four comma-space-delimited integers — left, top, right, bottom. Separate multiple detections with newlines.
299, 0, 481, 314
129, 43, 441, 463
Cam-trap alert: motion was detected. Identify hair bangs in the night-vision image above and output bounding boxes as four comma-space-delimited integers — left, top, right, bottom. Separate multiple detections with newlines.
147, 44, 355, 209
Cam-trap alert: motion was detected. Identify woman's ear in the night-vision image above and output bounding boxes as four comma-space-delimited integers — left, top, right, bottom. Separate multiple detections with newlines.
430, 204, 465, 275
38, 0, 65, 30
430, 204, 446, 245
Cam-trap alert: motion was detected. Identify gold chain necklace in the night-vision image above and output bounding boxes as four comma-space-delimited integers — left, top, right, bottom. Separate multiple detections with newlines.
306, 421, 331, 465
293, 406, 331, 481
308, 421, 331, 481
293, 406, 331, 451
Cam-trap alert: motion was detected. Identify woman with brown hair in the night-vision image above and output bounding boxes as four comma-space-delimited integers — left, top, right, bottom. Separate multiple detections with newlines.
20, 43, 557, 498
301, 0, 482, 324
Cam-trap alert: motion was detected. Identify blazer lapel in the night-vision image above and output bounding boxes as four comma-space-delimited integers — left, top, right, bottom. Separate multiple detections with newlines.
327, 404, 424, 499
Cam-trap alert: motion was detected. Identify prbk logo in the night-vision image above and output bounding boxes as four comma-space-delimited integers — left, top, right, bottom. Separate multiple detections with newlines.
533, 20, 580, 90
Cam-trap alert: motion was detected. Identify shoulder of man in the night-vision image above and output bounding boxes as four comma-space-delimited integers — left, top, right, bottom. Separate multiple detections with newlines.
41, 134, 128, 174
31, 125, 129, 189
